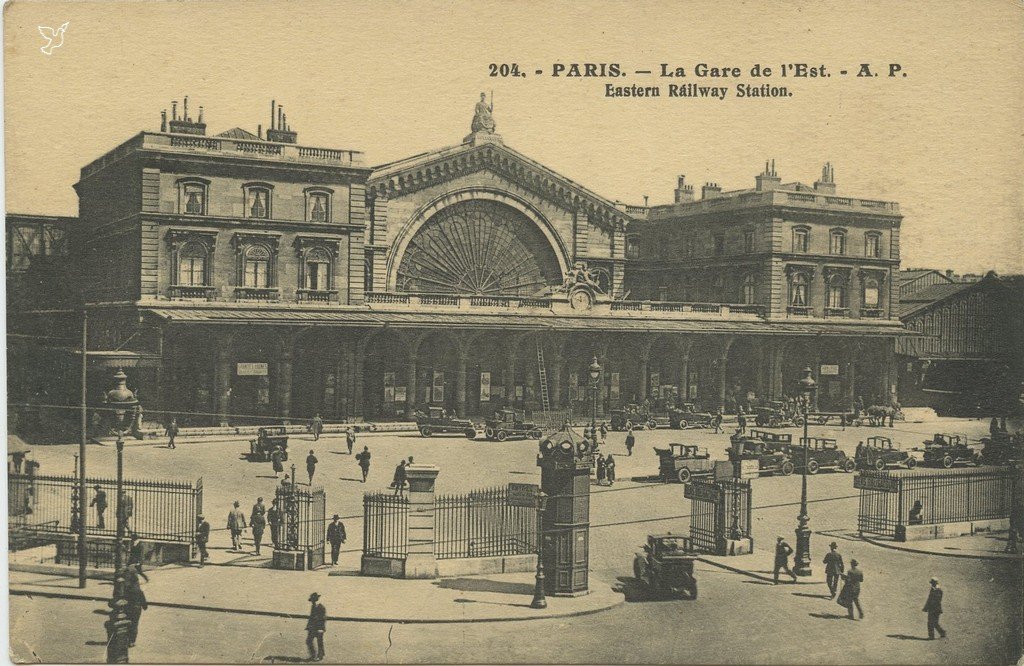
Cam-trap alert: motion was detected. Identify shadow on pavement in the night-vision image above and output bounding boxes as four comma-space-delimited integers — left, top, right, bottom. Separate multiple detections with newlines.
613, 576, 688, 603
809, 612, 851, 620
262, 656, 310, 663
433, 578, 533, 596
628, 475, 663, 484
887, 634, 930, 641
337, 477, 366, 483
792, 592, 832, 599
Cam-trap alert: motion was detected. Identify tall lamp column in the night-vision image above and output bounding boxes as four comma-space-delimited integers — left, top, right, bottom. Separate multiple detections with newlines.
589, 357, 601, 439
793, 366, 816, 577
530, 492, 548, 609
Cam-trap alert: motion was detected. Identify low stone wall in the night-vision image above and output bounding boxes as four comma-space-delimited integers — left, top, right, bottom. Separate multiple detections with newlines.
896, 518, 1009, 542
54, 535, 192, 566
118, 421, 418, 442
361, 553, 537, 578
361, 554, 406, 578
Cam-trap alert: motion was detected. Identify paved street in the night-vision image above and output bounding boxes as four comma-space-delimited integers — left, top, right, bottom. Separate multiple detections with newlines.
10, 417, 1023, 663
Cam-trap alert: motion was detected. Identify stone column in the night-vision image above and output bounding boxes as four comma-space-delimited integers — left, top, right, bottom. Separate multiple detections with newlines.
352, 353, 364, 419
550, 358, 563, 410
717, 338, 734, 410
215, 339, 232, 427
505, 352, 516, 406
404, 465, 440, 579
811, 347, 822, 411
638, 351, 649, 404
455, 352, 467, 417
845, 343, 858, 408
811, 264, 826, 317
278, 344, 293, 424
406, 354, 418, 417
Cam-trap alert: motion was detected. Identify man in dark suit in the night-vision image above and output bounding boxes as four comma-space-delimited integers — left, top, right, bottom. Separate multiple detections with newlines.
923, 577, 946, 639
125, 563, 148, 647
90, 485, 107, 529
773, 536, 797, 584
326, 514, 346, 566
822, 541, 845, 599
306, 592, 327, 661
195, 514, 210, 566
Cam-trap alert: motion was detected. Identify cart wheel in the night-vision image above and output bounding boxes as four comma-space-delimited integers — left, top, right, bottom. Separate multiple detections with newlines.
625, 420, 634, 431
842, 458, 856, 473
530, 428, 543, 439
497, 430, 508, 442
874, 458, 886, 471
677, 419, 688, 430
484, 427, 495, 440
677, 468, 692, 484
806, 460, 820, 475
419, 426, 432, 437
781, 461, 795, 476
905, 457, 917, 469
942, 455, 953, 468
648, 420, 658, 430
793, 415, 805, 426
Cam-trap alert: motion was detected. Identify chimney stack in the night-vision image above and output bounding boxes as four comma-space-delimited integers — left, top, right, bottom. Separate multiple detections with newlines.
755, 159, 781, 192
674, 175, 695, 203
814, 161, 837, 194
171, 100, 178, 121
702, 182, 722, 200
183, 96, 189, 122
945, 269, 955, 279
160, 110, 167, 132
167, 97, 207, 136
266, 100, 298, 143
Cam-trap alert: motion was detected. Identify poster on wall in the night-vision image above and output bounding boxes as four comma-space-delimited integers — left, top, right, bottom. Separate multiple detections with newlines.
480, 372, 491, 401
610, 372, 620, 401
650, 372, 660, 399
384, 386, 395, 403
433, 371, 445, 403
237, 362, 268, 376
395, 386, 407, 403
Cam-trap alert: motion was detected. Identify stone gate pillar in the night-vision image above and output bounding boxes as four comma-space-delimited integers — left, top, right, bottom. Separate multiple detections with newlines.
404, 465, 440, 579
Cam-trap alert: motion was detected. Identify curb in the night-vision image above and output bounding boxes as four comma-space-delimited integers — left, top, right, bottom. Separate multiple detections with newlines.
9, 586, 623, 625
696, 557, 823, 585
858, 535, 1021, 561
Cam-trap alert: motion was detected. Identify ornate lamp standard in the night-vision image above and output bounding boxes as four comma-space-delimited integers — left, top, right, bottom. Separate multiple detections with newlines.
529, 491, 549, 609
793, 367, 817, 577
589, 357, 601, 436
104, 369, 138, 664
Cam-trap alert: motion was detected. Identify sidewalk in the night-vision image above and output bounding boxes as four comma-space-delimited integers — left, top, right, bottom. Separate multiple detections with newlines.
696, 548, 829, 586
860, 531, 1023, 560
9, 557, 622, 623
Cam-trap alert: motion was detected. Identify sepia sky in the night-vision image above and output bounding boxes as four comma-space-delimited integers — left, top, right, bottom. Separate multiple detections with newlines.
4, 0, 1022, 274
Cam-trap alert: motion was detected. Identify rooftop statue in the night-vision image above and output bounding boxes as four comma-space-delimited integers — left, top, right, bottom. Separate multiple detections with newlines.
471, 92, 496, 134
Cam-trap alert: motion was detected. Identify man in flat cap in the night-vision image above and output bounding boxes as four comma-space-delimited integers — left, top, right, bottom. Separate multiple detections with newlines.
306, 592, 327, 661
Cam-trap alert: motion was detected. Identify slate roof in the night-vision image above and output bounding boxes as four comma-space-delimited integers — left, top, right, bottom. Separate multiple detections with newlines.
899, 282, 974, 317
215, 127, 262, 141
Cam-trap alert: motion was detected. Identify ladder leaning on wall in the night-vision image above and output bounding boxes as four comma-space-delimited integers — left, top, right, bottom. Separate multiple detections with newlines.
536, 339, 551, 418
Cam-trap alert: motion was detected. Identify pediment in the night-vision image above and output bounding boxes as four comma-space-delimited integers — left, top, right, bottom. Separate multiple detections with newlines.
368, 139, 632, 231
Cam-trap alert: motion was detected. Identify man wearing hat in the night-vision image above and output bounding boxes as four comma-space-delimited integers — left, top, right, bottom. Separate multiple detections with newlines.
822, 541, 845, 599
195, 514, 210, 566
89, 485, 107, 529
326, 514, 347, 566
773, 536, 797, 584
923, 577, 946, 639
250, 497, 267, 555
306, 592, 327, 661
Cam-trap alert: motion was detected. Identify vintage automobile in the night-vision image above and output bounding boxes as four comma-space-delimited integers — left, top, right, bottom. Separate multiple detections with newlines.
654, 443, 715, 483
920, 433, 980, 468
747, 429, 793, 453
727, 436, 795, 476
979, 431, 1024, 466
753, 401, 804, 428
789, 437, 856, 474
668, 403, 715, 429
633, 533, 698, 599
610, 404, 658, 431
483, 409, 543, 442
855, 436, 916, 470
414, 406, 477, 438
247, 426, 289, 462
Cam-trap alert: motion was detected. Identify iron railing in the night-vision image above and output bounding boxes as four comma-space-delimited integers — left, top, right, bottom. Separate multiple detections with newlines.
685, 478, 753, 555
855, 467, 1020, 537
434, 486, 536, 560
362, 492, 409, 559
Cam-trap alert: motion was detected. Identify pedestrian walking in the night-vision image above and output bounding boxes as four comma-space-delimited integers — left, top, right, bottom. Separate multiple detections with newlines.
605, 454, 616, 485
990, 417, 1001, 437
625, 427, 635, 456
596, 454, 607, 485
599, 422, 608, 443
854, 396, 865, 420
737, 412, 747, 434
90, 485, 107, 529
311, 414, 324, 442
250, 497, 267, 555
306, 592, 327, 661
712, 410, 723, 434
195, 514, 210, 566
118, 491, 134, 533
306, 450, 318, 484
923, 577, 946, 639
165, 418, 179, 449
268, 499, 282, 549
356, 446, 371, 482
12, 451, 25, 473
127, 532, 145, 572
346, 428, 356, 455
227, 500, 247, 551
837, 558, 865, 620
823, 541, 844, 599
326, 514, 346, 566
773, 536, 797, 584
271, 447, 285, 478
124, 563, 148, 648
392, 459, 407, 495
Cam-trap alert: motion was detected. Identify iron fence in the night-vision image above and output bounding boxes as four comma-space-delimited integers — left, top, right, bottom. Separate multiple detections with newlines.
274, 483, 326, 566
685, 478, 753, 555
363, 492, 408, 559
8, 473, 201, 546
434, 486, 536, 560
855, 467, 1020, 537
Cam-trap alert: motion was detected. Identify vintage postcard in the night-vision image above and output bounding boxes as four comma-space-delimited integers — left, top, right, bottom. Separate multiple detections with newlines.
4, 1, 1022, 663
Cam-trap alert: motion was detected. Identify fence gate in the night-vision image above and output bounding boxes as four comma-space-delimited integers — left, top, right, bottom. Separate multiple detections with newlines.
275, 483, 325, 569
362, 492, 409, 560
684, 478, 753, 555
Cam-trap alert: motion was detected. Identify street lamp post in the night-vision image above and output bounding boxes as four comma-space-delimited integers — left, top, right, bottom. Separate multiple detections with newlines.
589, 357, 601, 437
793, 367, 817, 577
104, 369, 138, 664
530, 491, 549, 609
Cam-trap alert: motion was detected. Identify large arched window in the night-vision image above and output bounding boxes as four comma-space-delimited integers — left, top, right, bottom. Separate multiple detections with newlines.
827, 273, 848, 308
305, 188, 333, 223
863, 276, 881, 309
177, 241, 208, 286
243, 244, 272, 288
790, 272, 809, 306
304, 247, 332, 291
177, 178, 209, 216
243, 183, 273, 220
741, 274, 756, 304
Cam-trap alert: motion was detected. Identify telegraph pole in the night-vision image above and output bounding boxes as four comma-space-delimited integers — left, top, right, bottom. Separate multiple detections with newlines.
78, 309, 88, 588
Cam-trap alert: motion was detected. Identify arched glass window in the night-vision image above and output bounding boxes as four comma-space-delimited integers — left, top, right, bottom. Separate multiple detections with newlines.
177, 241, 208, 286
742, 274, 756, 304
305, 247, 332, 290
863, 277, 880, 308
177, 179, 209, 215
790, 272, 809, 306
243, 244, 272, 288
306, 190, 331, 223
829, 229, 847, 255
245, 186, 272, 219
827, 274, 848, 308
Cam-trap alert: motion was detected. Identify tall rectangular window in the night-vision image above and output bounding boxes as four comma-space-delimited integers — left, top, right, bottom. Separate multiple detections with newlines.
743, 230, 754, 253
865, 233, 881, 258
793, 228, 809, 253
830, 230, 847, 255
